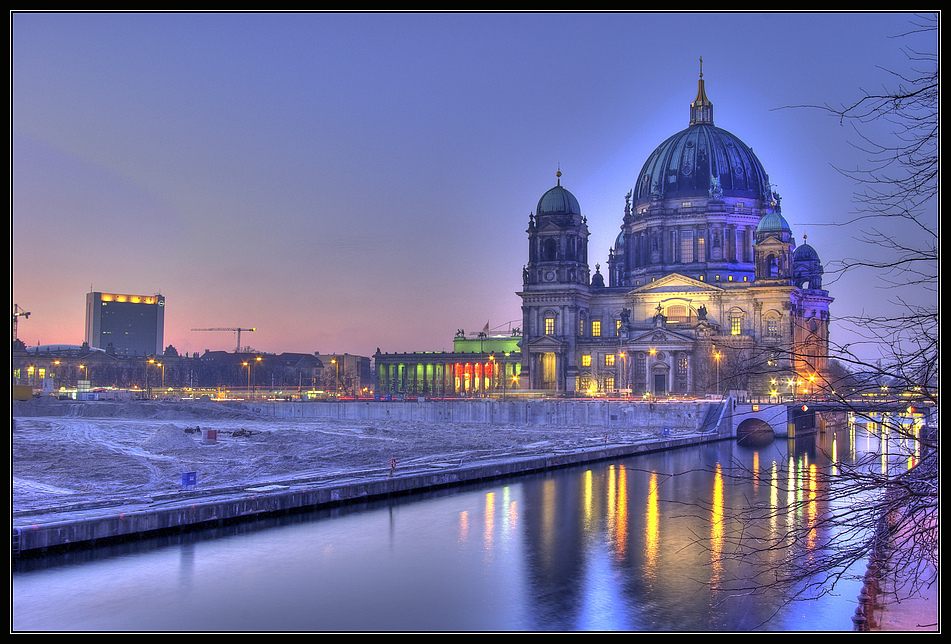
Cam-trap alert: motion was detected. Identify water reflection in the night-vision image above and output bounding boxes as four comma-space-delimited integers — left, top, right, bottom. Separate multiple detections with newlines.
14, 424, 913, 632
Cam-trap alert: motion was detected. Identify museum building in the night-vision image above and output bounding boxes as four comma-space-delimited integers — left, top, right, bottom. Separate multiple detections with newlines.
374, 330, 523, 398
518, 70, 833, 398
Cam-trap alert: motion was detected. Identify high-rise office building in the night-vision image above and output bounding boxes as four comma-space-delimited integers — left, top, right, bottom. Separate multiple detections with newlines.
85, 291, 165, 357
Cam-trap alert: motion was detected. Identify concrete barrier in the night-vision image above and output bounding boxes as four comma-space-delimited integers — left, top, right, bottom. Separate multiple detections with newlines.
256, 398, 724, 433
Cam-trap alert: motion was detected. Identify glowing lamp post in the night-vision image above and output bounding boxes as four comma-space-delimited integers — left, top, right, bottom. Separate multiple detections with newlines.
713, 350, 721, 398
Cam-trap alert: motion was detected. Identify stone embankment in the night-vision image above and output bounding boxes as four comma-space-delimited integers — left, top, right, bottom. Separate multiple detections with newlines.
13, 398, 729, 557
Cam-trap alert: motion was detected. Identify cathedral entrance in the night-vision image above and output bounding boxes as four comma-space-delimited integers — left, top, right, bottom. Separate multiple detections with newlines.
653, 373, 667, 396
541, 352, 557, 390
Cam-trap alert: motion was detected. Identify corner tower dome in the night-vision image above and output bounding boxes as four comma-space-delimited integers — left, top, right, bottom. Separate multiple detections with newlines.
536, 170, 582, 217
631, 63, 770, 206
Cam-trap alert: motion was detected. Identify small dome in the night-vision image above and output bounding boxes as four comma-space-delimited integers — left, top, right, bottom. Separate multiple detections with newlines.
794, 241, 820, 262
537, 171, 581, 217
756, 211, 791, 235
591, 265, 605, 288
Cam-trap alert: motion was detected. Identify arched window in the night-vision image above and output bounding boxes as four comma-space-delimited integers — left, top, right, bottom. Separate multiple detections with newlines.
666, 304, 692, 324
767, 254, 779, 278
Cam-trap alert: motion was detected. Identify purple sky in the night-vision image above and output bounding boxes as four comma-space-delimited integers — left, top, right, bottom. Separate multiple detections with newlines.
12, 12, 937, 360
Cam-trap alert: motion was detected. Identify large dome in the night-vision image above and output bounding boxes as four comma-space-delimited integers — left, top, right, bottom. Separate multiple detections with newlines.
631, 74, 770, 205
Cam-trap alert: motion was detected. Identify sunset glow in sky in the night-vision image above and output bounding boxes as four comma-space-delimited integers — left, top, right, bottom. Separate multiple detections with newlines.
12, 12, 937, 359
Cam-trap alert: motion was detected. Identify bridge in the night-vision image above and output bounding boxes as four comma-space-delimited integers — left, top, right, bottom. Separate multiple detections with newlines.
729, 399, 934, 441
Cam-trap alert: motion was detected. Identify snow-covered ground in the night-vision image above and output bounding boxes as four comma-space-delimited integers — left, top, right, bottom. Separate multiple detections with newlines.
12, 397, 656, 518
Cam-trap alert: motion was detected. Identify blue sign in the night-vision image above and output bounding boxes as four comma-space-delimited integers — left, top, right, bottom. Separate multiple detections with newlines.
182, 471, 197, 488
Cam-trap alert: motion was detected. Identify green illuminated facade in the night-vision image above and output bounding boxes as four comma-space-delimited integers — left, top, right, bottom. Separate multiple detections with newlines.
374, 332, 522, 397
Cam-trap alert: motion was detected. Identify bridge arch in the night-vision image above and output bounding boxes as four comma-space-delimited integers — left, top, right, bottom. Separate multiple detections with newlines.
736, 417, 775, 447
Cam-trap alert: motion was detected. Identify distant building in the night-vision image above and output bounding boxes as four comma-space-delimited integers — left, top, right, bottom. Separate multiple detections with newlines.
199, 350, 324, 391
315, 353, 373, 396
85, 291, 165, 357
374, 330, 522, 397
518, 70, 833, 398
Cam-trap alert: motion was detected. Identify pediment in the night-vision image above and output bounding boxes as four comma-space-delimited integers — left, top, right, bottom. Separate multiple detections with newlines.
626, 326, 696, 346
629, 273, 723, 296
755, 235, 789, 248
525, 335, 568, 351
536, 219, 566, 234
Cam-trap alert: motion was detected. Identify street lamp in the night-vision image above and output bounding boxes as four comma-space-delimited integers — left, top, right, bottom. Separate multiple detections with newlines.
502, 351, 510, 399
619, 352, 626, 397
331, 358, 339, 396
713, 350, 721, 398
243, 356, 262, 400
488, 353, 495, 397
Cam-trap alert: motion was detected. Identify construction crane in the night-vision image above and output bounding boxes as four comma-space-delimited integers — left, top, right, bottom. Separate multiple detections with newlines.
13, 304, 31, 344
191, 327, 256, 353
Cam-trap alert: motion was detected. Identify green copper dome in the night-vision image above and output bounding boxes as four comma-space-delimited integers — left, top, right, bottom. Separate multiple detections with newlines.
536, 171, 581, 217
756, 211, 792, 235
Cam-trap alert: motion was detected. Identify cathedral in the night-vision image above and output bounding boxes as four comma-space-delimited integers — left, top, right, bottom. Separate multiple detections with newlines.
518, 68, 833, 398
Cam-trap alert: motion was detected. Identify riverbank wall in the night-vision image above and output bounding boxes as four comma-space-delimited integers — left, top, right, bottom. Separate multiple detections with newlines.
13, 431, 724, 558
250, 397, 729, 432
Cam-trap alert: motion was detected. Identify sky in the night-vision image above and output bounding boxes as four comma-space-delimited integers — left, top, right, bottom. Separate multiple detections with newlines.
11, 11, 938, 361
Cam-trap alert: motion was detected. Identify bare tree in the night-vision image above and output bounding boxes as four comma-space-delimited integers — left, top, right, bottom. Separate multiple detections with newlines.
697, 14, 938, 624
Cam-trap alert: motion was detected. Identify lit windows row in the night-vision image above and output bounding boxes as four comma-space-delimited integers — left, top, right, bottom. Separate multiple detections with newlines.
580, 354, 616, 367
546, 310, 769, 338
549, 318, 614, 337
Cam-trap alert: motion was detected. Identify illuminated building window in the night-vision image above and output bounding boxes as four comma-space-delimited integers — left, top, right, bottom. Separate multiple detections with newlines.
731, 316, 742, 335
605, 377, 615, 391
581, 354, 591, 367
592, 321, 601, 337
766, 319, 779, 337
545, 317, 555, 335
605, 354, 615, 367
697, 236, 705, 260
615, 319, 622, 335
666, 305, 689, 323
579, 318, 585, 336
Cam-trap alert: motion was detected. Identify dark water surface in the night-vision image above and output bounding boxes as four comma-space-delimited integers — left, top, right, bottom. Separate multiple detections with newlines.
15, 425, 903, 631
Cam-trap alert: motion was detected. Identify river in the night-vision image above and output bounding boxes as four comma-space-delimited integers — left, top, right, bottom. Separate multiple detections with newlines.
14, 423, 906, 631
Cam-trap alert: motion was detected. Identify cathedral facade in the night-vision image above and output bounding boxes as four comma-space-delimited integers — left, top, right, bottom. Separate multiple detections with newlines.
518, 71, 833, 398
